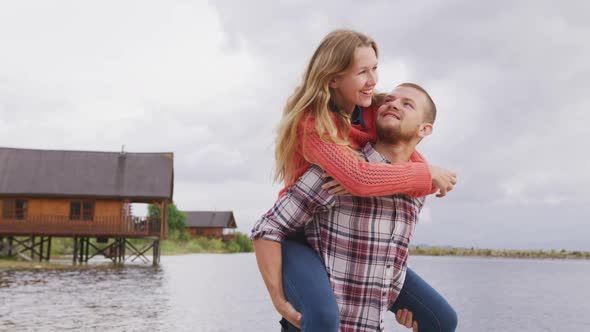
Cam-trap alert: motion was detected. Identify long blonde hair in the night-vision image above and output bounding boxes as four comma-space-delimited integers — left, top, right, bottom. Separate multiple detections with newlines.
274, 29, 379, 184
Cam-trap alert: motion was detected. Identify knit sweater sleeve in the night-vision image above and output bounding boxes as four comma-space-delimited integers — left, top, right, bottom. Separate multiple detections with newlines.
300, 117, 433, 197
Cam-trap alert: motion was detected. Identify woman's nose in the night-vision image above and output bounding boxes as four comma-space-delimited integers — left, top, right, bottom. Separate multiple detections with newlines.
368, 70, 377, 86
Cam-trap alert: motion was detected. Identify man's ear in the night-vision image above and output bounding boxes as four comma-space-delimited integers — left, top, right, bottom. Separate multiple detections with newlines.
418, 123, 433, 138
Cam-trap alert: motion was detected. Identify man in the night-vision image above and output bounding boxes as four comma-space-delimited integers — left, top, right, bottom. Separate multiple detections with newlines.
252, 83, 458, 331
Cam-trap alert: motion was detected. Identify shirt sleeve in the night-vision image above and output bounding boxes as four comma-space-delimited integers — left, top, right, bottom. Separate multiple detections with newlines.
414, 196, 427, 225
250, 166, 334, 242
300, 118, 434, 197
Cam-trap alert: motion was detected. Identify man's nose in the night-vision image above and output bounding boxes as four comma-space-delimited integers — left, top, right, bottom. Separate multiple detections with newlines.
392, 99, 403, 112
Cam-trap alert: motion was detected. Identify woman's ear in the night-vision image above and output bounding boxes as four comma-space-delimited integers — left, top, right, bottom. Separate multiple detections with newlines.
329, 77, 339, 89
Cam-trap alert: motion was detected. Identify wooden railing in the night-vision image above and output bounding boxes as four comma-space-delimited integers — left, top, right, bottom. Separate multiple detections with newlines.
0, 215, 161, 237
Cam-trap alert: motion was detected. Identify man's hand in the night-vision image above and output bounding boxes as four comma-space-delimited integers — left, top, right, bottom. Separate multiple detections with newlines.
428, 165, 457, 198
274, 298, 302, 329
395, 309, 418, 331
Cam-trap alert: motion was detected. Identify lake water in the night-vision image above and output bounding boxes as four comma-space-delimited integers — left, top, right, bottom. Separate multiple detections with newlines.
1, 254, 589, 331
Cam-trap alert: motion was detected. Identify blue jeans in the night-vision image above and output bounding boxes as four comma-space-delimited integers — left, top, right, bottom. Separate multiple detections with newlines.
280, 238, 340, 332
280, 239, 458, 332
389, 268, 458, 331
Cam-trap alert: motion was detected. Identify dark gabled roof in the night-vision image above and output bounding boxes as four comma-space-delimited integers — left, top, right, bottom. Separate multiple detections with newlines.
0, 147, 174, 201
183, 211, 237, 228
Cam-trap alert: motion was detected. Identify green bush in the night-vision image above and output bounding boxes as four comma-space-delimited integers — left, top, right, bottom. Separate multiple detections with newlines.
194, 237, 225, 252
234, 232, 254, 252
148, 202, 187, 232
177, 231, 192, 242
226, 241, 241, 253
184, 240, 204, 253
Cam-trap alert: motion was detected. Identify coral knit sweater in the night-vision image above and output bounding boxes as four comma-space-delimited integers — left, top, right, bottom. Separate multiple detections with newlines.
281, 106, 434, 197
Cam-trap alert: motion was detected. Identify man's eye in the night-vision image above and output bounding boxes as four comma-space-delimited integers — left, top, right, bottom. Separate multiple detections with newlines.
404, 102, 413, 108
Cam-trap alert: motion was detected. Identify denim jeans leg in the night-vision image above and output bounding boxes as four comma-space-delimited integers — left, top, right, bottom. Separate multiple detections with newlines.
389, 267, 458, 332
280, 239, 339, 332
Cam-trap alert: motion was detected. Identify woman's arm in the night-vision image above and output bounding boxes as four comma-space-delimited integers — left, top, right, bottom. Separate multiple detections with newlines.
301, 119, 433, 197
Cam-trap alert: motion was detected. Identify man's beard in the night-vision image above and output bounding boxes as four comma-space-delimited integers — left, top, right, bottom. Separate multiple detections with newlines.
376, 122, 414, 144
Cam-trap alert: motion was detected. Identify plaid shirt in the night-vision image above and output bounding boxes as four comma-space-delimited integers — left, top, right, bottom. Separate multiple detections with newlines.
251, 143, 425, 332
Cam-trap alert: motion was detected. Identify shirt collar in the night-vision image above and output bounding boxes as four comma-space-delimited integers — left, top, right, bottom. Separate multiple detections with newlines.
362, 143, 391, 164
330, 101, 365, 128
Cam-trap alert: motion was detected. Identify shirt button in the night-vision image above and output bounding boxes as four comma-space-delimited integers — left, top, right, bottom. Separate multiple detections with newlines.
387, 265, 391, 268
382, 292, 387, 296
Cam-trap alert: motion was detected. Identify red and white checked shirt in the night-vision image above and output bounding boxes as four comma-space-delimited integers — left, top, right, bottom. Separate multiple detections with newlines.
251, 143, 425, 332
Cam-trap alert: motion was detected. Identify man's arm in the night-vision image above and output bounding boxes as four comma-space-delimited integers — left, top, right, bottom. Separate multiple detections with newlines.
250, 166, 334, 328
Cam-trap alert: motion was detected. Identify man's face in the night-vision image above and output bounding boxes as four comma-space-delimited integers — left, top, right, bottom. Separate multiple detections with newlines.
375, 86, 429, 143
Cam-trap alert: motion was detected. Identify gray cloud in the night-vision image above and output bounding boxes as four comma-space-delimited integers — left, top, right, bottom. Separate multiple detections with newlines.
211, 0, 590, 249
1, 1, 588, 249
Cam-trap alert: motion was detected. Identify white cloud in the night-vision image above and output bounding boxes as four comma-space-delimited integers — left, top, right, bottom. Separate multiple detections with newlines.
418, 206, 432, 224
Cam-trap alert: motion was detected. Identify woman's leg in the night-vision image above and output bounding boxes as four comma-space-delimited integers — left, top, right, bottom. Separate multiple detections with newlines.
390, 268, 458, 332
280, 239, 339, 332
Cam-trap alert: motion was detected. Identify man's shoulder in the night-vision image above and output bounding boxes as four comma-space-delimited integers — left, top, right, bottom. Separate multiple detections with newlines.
288, 165, 334, 207
361, 142, 388, 164
304, 164, 325, 177
295, 164, 327, 190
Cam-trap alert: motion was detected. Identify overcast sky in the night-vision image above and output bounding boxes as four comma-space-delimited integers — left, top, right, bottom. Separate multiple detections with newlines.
1, 1, 588, 250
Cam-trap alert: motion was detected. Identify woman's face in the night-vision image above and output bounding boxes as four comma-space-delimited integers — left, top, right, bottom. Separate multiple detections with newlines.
330, 46, 378, 114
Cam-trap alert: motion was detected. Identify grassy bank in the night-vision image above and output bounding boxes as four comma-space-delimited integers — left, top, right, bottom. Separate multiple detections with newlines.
159, 231, 253, 255
0, 231, 253, 259
410, 246, 590, 259
3, 236, 589, 263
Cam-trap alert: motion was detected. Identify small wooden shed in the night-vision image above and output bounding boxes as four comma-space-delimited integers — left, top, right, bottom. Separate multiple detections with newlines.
184, 211, 237, 241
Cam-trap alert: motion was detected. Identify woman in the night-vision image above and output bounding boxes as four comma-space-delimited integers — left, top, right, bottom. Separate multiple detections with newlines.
253, 29, 457, 331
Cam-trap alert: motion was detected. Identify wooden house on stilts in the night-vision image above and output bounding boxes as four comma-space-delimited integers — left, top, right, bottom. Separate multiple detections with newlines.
0, 147, 174, 265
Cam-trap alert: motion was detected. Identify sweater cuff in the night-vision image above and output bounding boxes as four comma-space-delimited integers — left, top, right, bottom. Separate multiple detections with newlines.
414, 162, 434, 196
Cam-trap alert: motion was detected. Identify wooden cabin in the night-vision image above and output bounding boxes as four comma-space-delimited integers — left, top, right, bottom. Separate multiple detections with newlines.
0, 147, 174, 264
184, 211, 237, 241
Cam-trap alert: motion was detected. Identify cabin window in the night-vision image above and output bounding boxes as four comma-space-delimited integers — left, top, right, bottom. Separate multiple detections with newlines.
70, 201, 95, 221
2, 199, 28, 220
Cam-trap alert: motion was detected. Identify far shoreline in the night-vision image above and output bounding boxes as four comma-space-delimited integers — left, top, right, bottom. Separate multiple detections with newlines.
2, 246, 589, 270
408, 246, 590, 260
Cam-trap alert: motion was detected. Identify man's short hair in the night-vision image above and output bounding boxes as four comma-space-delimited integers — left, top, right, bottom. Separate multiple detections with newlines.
397, 83, 437, 124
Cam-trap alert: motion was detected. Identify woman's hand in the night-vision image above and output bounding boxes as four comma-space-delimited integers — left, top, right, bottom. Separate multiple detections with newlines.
320, 145, 364, 195
274, 298, 302, 329
428, 165, 457, 198
396, 309, 418, 331
321, 173, 351, 195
